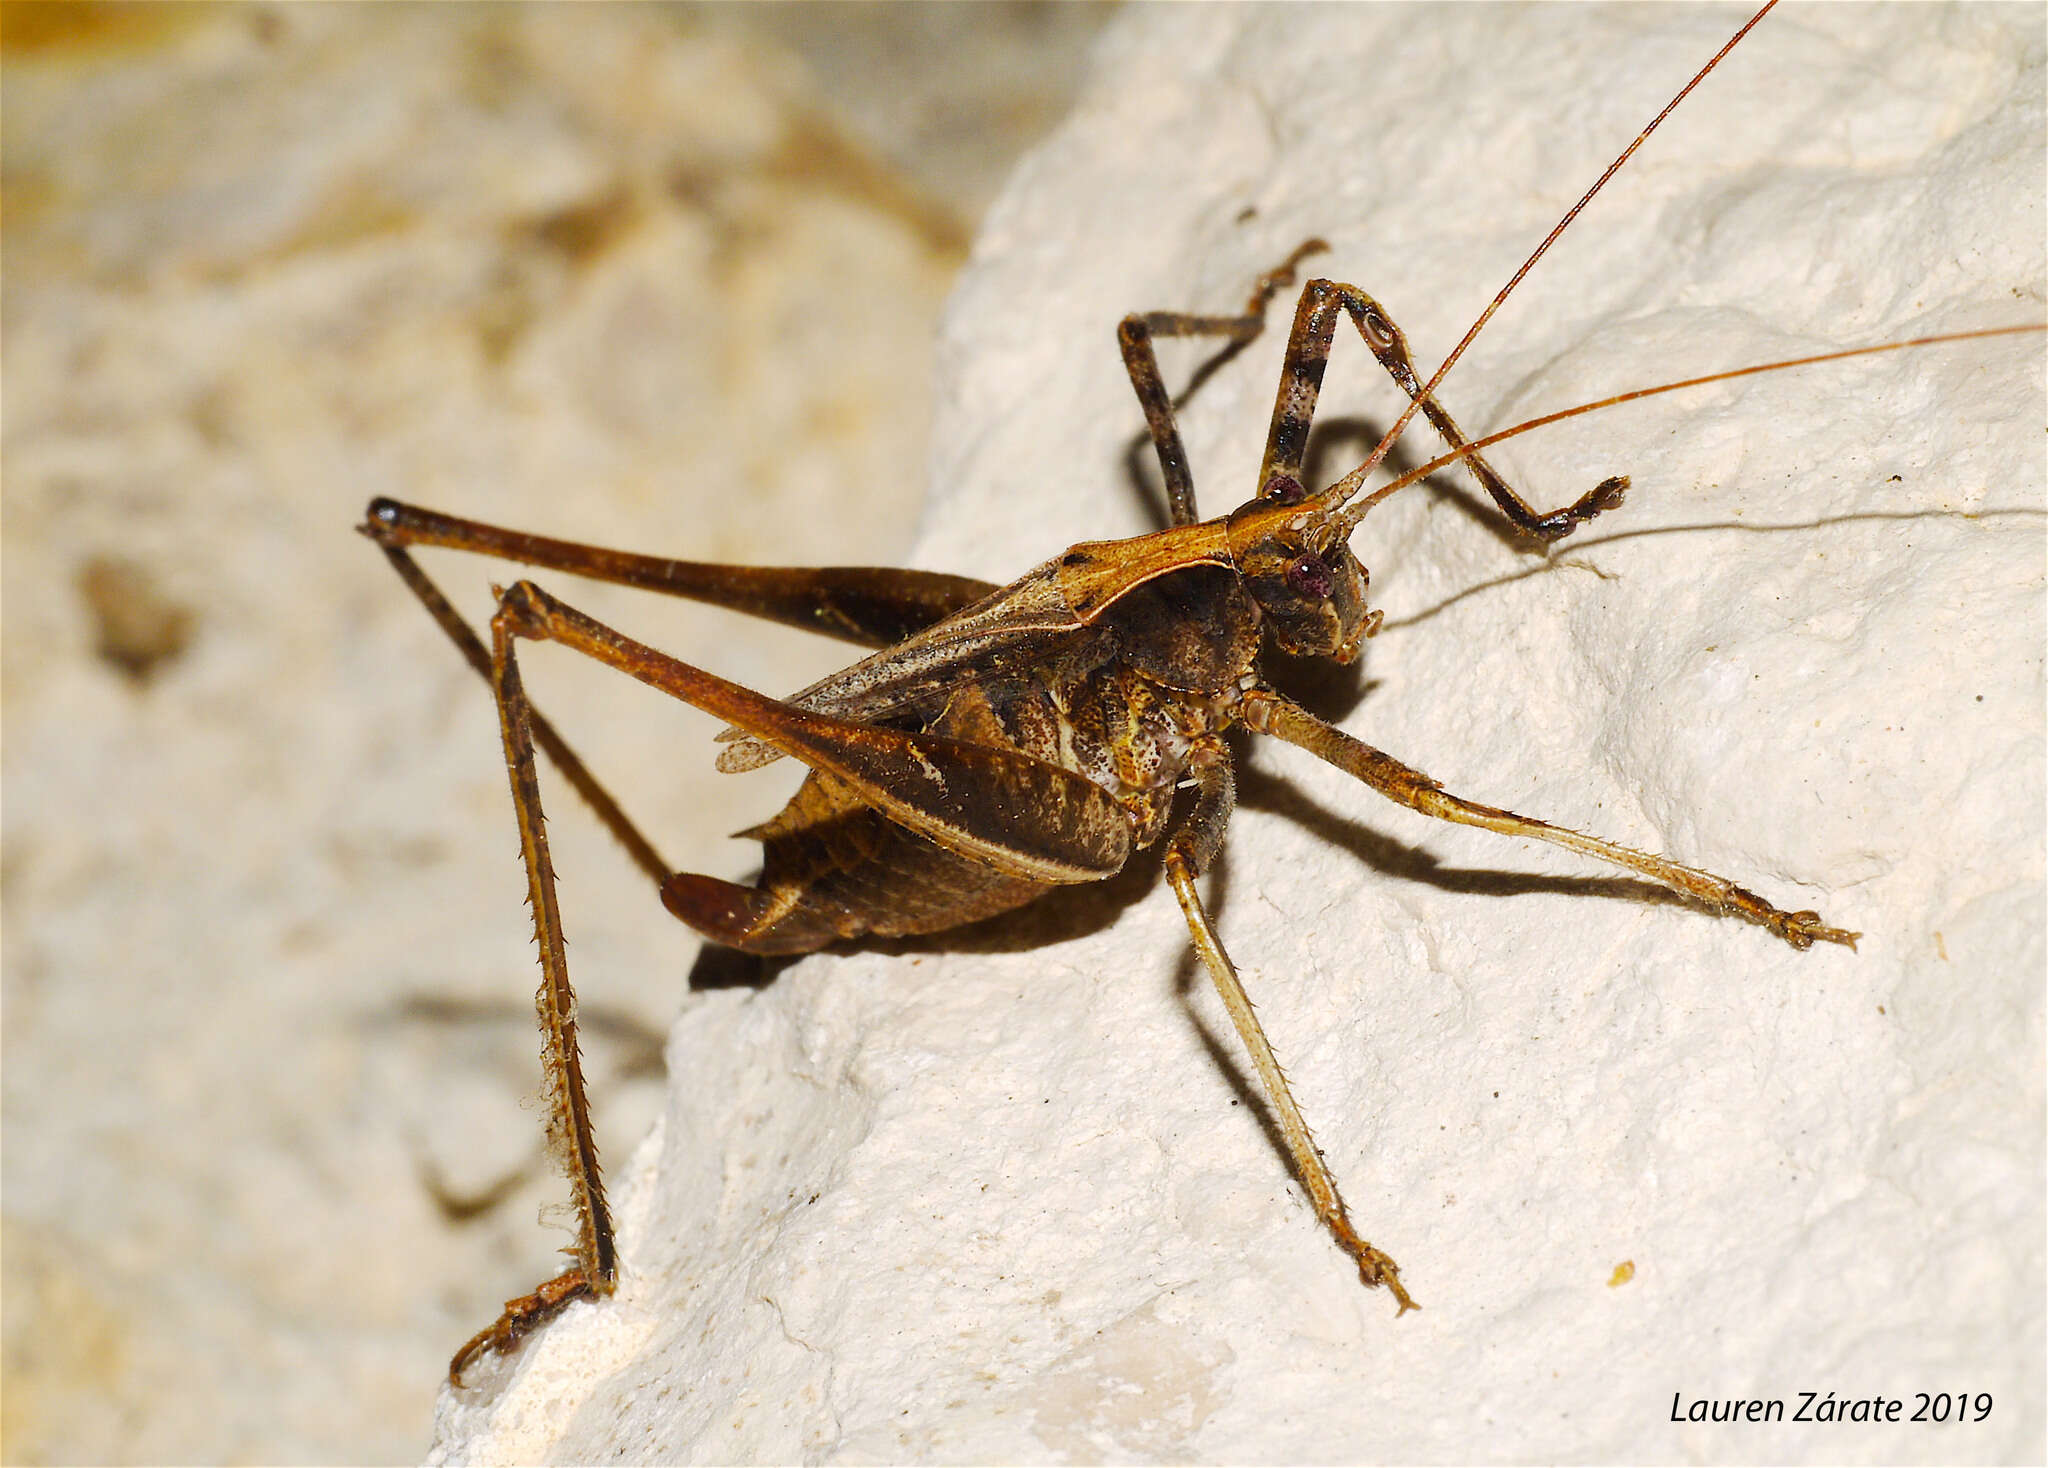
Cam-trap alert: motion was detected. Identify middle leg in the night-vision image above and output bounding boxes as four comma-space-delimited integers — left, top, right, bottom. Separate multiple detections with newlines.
1119, 239, 1329, 526
1244, 687, 1858, 950
1163, 736, 1416, 1311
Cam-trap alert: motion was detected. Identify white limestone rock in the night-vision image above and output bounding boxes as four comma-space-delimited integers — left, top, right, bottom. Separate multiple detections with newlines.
434, 6, 2043, 1462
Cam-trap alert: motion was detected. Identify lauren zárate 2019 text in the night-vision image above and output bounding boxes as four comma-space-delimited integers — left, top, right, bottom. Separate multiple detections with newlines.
1670, 1392, 1995, 1425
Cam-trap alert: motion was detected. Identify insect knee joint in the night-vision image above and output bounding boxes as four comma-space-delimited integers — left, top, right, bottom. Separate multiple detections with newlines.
491, 579, 556, 640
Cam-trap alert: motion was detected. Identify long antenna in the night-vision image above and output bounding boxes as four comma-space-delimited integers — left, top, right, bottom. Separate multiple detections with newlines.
1317, 0, 1778, 515
1341, 323, 2044, 527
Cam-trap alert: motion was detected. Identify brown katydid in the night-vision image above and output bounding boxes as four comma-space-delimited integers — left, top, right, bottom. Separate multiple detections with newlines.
363, 2, 2042, 1388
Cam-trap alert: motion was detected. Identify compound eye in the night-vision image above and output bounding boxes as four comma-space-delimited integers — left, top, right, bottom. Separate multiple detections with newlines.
1260, 473, 1307, 505
1285, 553, 1334, 600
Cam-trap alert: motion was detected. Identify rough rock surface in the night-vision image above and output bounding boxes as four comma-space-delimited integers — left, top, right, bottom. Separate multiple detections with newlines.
431, 5, 2044, 1465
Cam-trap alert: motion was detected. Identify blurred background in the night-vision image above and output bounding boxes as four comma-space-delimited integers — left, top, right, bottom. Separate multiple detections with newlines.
1, 4, 1114, 1461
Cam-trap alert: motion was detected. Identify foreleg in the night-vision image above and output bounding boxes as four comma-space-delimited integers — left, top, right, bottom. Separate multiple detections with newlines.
1257, 280, 1625, 539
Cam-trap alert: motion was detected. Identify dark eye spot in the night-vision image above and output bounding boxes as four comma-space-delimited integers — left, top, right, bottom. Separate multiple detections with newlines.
1260, 474, 1306, 505
1285, 554, 1334, 600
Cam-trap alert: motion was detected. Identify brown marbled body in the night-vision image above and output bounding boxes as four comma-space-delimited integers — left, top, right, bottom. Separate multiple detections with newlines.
662, 564, 1263, 952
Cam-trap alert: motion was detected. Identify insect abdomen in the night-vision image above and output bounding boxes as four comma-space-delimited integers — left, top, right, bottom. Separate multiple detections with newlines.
663, 767, 1054, 953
